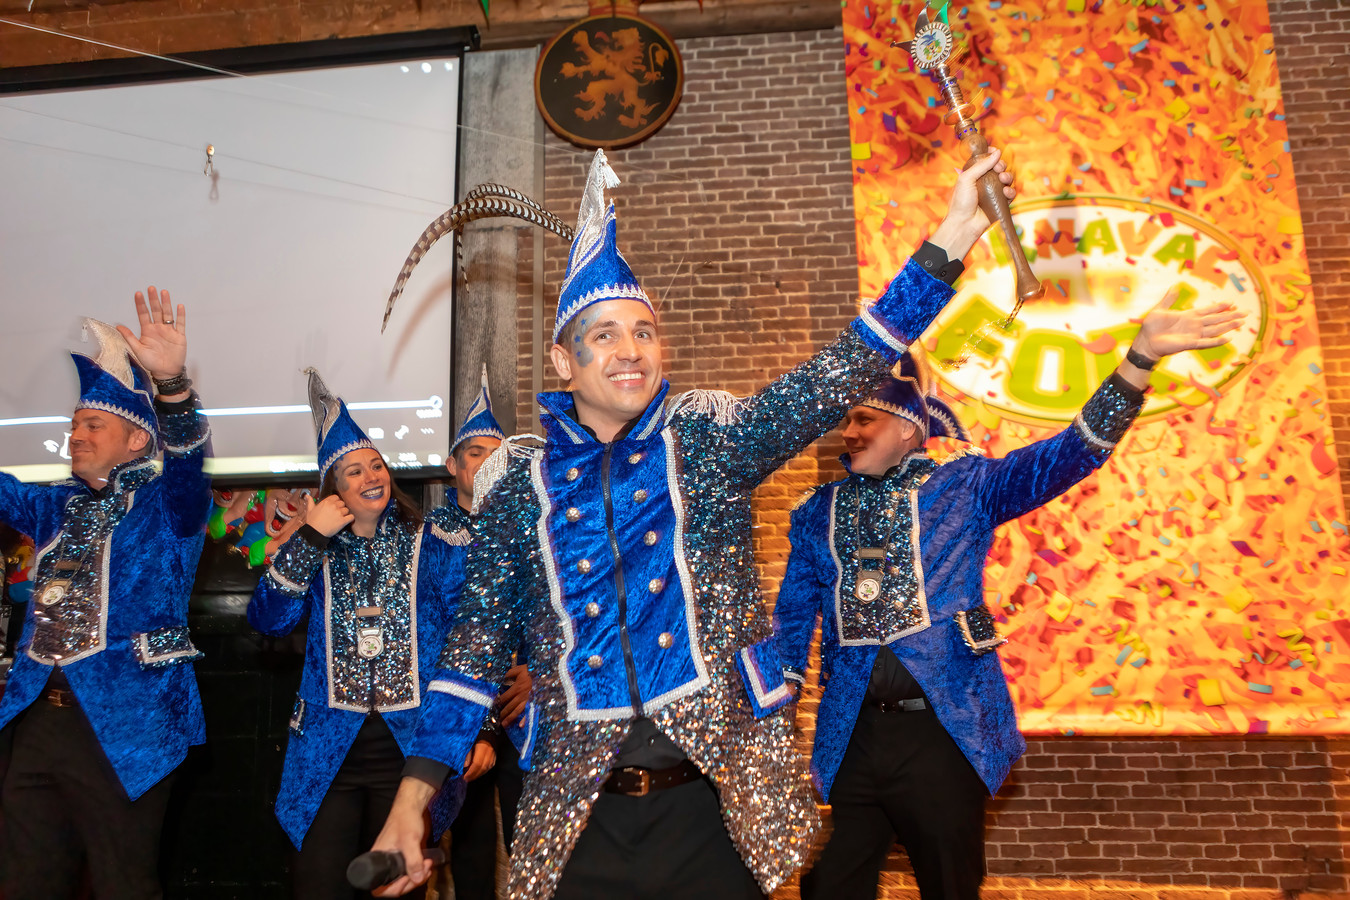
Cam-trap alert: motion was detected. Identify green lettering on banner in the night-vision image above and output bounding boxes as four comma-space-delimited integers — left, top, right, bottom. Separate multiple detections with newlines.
987, 224, 1037, 266
1077, 219, 1119, 256
930, 294, 1016, 363
1169, 282, 1200, 310
1009, 331, 1091, 412
1152, 234, 1197, 271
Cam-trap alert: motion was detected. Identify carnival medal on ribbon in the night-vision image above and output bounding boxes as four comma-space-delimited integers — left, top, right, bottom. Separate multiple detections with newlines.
855, 547, 886, 602
357, 625, 384, 659
894, 4, 1043, 329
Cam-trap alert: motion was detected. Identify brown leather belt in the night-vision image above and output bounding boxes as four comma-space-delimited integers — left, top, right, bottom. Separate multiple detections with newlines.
872, 697, 926, 713
43, 687, 78, 708
604, 760, 702, 797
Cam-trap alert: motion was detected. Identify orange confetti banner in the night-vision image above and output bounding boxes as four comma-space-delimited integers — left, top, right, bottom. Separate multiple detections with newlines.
846, 0, 1350, 735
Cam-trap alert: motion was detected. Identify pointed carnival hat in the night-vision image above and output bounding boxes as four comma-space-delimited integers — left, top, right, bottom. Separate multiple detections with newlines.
552, 149, 654, 345
304, 368, 377, 482
862, 351, 971, 442
72, 318, 158, 436
452, 365, 505, 455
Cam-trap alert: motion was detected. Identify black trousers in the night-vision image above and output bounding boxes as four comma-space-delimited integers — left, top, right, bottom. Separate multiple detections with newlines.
800, 704, 988, 900
448, 730, 524, 900
293, 713, 425, 900
0, 697, 177, 900
552, 776, 763, 900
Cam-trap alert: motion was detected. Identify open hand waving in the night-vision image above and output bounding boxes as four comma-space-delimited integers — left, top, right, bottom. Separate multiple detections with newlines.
116, 286, 187, 382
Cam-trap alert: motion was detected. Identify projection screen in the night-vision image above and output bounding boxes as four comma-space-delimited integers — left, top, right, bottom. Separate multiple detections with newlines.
0, 32, 471, 484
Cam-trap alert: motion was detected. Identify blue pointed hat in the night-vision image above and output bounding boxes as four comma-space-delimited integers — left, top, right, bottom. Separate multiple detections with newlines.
305, 368, 377, 482
552, 150, 653, 344
452, 365, 505, 454
862, 351, 970, 442
72, 318, 157, 436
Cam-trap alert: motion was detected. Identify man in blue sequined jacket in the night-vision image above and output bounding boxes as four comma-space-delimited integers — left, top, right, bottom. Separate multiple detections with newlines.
775, 303, 1244, 900
0, 287, 211, 900
369, 149, 1017, 900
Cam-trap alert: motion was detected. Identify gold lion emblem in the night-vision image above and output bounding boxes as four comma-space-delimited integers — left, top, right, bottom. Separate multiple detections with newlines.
559, 27, 671, 129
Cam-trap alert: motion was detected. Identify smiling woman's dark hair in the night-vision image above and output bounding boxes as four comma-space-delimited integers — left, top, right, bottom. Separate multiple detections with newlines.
319, 453, 423, 531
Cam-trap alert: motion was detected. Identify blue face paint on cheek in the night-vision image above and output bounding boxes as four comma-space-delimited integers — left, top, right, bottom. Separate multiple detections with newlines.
574, 317, 594, 367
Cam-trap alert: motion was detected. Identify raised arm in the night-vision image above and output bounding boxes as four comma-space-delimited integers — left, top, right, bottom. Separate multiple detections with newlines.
977, 295, 1245, 525
118, 288, 213, 536
709, 153, 1015, 492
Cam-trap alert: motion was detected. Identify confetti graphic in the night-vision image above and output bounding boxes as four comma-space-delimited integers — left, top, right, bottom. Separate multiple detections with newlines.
846, 0, 1350, 734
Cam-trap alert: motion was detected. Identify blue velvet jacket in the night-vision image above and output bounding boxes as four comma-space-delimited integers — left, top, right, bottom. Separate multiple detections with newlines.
773, 375, 1145, 801
408, 258, 954, 900
248, 501, 469, 848
0, 394, 212, 800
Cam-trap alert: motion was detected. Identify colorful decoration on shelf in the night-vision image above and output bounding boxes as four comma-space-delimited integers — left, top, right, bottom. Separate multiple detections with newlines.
208, 487, 308, 568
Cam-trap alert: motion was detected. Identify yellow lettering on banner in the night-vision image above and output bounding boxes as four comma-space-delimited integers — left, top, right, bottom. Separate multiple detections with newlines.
1117, 220, 1162, 255
987, 224, 1036, 266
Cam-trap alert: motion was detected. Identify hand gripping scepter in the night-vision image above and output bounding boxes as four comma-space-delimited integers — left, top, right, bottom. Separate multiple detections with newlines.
895, 7, 1043, 316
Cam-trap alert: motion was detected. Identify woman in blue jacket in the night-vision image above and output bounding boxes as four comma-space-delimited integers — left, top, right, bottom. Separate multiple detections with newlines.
249, 369, 492, 898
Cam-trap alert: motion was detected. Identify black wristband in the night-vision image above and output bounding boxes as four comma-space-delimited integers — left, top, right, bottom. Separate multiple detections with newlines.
154, 368, 192, 395
297, 523, 331, 550
1125, 346, 1157, 371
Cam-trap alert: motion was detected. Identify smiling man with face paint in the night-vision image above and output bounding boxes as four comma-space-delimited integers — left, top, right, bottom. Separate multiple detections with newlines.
370, 148, 1017, 900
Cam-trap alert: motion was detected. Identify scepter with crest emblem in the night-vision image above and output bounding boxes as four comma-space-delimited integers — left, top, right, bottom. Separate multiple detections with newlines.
895, 5, 1043, 318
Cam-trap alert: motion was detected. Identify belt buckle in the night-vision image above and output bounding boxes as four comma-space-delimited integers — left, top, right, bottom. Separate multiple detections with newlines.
619, 767, 651, 797
48, 689, 74, 708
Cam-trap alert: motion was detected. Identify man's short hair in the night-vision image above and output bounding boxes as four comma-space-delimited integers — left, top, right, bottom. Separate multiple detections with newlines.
556, 314, 585, 352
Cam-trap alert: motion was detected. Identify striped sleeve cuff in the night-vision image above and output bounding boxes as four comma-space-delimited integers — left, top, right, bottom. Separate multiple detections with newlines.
410, 669, 497, 774
157, 391, 211, 457
1073, 373, 1146, 451
850, 255, 957, 365
265, 528, 325, 595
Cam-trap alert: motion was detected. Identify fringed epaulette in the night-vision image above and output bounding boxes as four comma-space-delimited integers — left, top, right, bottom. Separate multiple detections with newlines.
429, 522, 472, 546
667, 389, 744, 427
471, 433, 544, 515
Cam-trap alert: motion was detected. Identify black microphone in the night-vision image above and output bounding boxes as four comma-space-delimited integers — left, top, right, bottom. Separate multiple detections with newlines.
346, 848, 446, 891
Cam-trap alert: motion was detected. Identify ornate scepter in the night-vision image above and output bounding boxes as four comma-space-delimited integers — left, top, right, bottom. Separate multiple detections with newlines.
895, 6, 1043, 315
